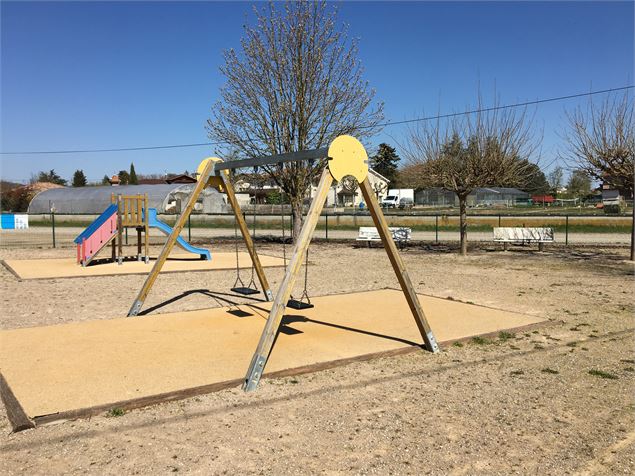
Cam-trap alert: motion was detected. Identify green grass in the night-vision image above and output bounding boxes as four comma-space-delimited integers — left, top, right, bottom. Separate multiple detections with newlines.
106, 407, 126, 417
452, 341, 464, 347
26, 220, 631, 234
498, 331, 515, 342
471, 336, 490, 345
588, 369, 619, 380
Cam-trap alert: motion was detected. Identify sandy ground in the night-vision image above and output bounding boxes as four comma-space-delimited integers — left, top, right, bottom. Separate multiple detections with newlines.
0, 241, 633, 474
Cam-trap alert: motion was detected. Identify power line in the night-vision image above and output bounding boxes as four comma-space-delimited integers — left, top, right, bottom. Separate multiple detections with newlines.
1, 85, 632, 156
0, 142, 217, 156
373, 85, 634, 128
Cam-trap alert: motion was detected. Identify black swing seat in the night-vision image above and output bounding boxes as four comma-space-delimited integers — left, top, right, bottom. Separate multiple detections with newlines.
286, 299, 314, 310
231, 286, 260, 296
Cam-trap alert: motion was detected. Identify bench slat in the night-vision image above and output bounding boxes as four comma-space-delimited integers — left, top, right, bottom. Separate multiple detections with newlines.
357, 227, 411, 242
493, 227, 554, 243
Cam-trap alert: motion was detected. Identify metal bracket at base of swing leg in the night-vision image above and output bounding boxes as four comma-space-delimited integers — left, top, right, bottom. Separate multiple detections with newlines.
264, 289, 274, 301
426, 331, 440, 353
128, 300, 143, 317
243, 354, 267, 392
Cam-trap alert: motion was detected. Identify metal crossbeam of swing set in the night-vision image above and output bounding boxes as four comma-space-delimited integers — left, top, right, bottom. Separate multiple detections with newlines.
212, 147, 330, 172
126, 135, 439, 394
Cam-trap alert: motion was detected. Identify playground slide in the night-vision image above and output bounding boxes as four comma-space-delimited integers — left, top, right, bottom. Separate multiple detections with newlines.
147, 208, 211, 260
74, 204, 118, 266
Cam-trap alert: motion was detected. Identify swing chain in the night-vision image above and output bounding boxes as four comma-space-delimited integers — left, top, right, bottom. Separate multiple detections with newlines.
246, 203, 258, 290
232, 212, 245, 289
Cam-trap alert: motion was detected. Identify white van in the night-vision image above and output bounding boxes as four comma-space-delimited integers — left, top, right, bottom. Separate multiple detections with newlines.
381, 195, 400, 208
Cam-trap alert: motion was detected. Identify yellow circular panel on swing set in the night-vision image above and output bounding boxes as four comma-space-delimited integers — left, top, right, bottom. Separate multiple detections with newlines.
327, 135, 368, 182
196, 157, 225, 191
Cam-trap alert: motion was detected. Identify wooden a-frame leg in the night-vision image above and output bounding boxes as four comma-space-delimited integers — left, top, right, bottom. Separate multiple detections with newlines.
127, 160, 215, 316
221, 172, 273, 301
243, 167, 333, 392
359, 178, 439, 353
117, 195, 123, 264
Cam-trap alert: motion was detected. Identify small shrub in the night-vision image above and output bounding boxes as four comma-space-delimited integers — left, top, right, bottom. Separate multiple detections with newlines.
498, 331, 515, 342
541, 368, 559, 374
107, 407, 126, 417
471, 336, 489, 345
603, 204, 622, 215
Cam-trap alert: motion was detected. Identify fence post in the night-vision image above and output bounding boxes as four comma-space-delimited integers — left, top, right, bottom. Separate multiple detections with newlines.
498, 214, 501, 227
51, 210, 56, 248
253, 209, 257, 240
435, 214, 439, 243
188, 214, 192, 242
125, 226, 128, 245
325, 213, 329, 240
565, 215, 569, 246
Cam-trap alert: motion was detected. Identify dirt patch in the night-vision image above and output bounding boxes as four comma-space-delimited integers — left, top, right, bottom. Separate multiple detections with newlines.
0, 243, 633, 474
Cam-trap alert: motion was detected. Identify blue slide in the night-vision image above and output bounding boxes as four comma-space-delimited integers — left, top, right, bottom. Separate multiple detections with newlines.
147, 208, 211, 260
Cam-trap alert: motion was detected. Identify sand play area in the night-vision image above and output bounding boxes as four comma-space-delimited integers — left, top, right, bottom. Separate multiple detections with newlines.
0, 289, 545, 430
1, 252, 285, 280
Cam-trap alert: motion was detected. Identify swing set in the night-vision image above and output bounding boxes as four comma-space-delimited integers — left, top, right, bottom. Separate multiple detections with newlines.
127, 135, 439, 392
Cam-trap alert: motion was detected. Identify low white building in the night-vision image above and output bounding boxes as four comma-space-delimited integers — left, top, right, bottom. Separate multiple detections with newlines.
312, 168, 390, 207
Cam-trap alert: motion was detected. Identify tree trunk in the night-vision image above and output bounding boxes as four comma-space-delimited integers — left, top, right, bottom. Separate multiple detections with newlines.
631, 200, 634, 261
291, 198, 304, 243
459, 194, 468, 256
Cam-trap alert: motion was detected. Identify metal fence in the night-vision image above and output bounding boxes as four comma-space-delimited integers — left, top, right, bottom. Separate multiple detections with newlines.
0, 210, 631, 249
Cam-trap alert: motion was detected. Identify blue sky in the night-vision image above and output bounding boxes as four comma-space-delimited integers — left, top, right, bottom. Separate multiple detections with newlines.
1, 1, 633, 183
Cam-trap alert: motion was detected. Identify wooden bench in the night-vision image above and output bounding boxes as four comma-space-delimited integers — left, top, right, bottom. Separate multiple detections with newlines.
356, 226, 412, 248
493, 227, 554, 251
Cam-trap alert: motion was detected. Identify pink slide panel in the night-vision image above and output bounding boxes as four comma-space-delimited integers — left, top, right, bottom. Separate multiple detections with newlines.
77, 214, 118, 264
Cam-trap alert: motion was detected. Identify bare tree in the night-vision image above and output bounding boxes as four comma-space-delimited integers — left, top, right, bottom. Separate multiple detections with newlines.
400, 97, 539, 255
561, 92, 634, 260
206, 1, 384, 239
372, 180, 388, 199
339, 176, 359, 206
548, 166, 564, 195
